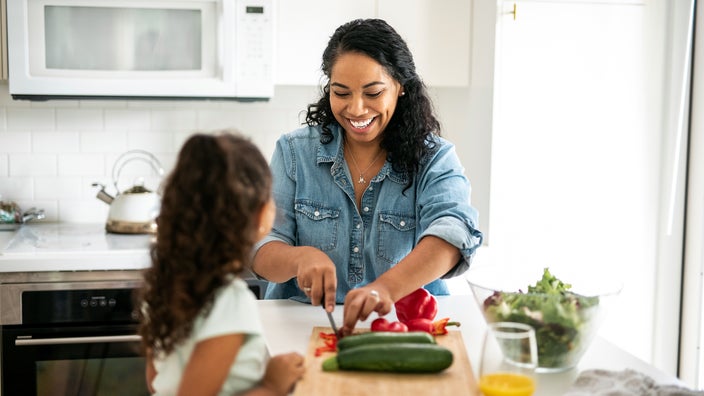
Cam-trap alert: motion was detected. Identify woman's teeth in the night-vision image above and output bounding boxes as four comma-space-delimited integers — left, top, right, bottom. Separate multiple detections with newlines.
350, 118, 373, 128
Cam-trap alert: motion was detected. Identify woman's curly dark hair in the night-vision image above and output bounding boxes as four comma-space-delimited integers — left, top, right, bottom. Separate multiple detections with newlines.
306, 18, 440, 177
138, 131, 272, 356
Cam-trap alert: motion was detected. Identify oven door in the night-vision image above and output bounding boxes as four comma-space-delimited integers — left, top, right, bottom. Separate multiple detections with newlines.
1, 323, 148, 396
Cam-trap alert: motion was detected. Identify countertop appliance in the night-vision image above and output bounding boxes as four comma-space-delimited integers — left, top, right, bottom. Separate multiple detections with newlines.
7, 0, 275, 101
93, 149, 164, 235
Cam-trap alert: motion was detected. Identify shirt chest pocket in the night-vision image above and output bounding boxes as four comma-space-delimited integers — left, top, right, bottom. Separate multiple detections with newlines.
377, 212, 416, 264
294, 201, 340, 252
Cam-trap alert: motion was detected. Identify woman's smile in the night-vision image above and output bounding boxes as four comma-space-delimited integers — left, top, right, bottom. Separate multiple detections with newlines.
348, 117, 376, 131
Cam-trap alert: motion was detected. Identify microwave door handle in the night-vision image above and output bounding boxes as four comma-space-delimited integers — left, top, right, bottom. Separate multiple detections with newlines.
15, 334, 141, 346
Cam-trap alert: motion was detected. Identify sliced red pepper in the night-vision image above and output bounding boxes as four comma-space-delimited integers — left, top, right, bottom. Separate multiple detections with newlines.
314, 331, 338, 356
405, 317, 460, 335
371, 317, 408, 332
394, 288, 438, 323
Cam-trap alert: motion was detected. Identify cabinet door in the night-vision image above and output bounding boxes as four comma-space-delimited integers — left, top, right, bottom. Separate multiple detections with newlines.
378, 0, 470, 87
275, 0, 375, 85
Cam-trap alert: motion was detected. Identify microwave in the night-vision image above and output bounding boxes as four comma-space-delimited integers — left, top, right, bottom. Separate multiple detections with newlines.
7, 0, 274, 101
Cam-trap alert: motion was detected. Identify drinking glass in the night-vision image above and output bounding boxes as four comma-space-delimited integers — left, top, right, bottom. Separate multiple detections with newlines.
478, 322, 538, 396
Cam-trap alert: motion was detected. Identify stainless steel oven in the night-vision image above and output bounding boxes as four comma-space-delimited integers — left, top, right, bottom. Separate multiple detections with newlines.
0, 270, 267, 396
0, 271, 147, 396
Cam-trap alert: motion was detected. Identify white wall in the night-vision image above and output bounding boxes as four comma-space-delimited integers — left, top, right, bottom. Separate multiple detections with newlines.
0, 81, 492, 228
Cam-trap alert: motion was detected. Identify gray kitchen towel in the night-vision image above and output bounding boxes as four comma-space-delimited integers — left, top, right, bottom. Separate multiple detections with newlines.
564, 369, 704, 396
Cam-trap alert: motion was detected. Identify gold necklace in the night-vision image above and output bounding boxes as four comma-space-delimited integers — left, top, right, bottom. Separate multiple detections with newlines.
346, 142, 384, 185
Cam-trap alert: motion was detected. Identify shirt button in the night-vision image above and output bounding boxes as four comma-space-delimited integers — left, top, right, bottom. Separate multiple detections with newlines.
356, 223, 361, 229
353, 246, 360, 253
400, 221, 406, 227
314, 211, 320, 216
369, 186, 374, 191
363, 207, 370, 212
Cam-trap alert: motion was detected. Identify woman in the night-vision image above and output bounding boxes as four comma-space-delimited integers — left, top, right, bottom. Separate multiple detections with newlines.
252, 19, 483, 335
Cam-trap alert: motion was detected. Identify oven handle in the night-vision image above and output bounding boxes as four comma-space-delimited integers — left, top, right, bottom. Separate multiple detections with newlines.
15, 334, 141, 346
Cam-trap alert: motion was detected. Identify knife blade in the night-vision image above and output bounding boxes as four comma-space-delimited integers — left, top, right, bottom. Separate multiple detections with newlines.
322, 294, 342, 338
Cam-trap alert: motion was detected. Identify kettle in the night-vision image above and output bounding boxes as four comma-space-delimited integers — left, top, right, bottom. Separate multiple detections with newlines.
93, 150, 164, 234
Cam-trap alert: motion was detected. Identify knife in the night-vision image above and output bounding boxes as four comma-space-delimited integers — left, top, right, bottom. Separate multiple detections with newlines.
322, 294, 342, 338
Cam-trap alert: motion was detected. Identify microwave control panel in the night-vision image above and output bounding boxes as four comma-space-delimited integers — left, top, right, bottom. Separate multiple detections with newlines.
235, 0, 275, 97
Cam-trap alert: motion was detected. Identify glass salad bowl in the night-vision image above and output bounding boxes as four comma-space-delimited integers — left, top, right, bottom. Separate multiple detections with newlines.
466, 265, 622, 372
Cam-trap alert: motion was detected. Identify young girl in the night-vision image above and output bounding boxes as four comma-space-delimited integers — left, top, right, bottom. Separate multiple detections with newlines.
138, 132, 305, 396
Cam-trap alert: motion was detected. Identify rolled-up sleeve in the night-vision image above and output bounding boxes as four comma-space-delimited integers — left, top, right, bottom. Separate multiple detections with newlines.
416, 140, 484, 278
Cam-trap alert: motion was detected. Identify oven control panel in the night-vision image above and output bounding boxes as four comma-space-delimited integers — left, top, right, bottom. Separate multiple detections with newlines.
22, 288, 138, 325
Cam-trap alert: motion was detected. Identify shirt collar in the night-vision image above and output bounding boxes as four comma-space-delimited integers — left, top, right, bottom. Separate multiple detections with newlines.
317, 124, 409, 185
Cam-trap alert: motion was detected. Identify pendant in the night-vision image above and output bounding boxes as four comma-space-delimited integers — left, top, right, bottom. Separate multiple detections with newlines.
358, 175, 365, 184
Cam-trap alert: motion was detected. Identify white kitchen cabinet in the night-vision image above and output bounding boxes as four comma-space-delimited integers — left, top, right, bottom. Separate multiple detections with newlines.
275, 0, 471, 87
378, 0, 470, 87
275, 0, 376, 86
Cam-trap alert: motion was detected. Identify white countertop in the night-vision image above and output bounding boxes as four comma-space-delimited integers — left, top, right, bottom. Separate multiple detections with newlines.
258, 297, 687, 396
0, 225, 691, 393
0, 223, 151, 272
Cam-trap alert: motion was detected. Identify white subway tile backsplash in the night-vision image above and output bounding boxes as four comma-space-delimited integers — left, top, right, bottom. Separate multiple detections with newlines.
58, 154, 105, 176
79, 99, 127, 109
59, 199, 109, 223
34, 177, 83, 200
6, 108, 55, 131
0, 132, 32, 152
127, 132, 175, 152
105, 109, 150, 131
57, 109, 104, 131
10, 154, 57, 176
0, 177, 34, 200
31, 100, 80, 109
150, 110, 198, 133
196, 110, 244, 131
33, 132, 80, 153
81, 132, 128, 153
0, 86, 328, 223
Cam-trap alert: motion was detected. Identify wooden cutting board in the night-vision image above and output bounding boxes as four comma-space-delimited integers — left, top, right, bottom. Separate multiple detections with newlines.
292, 327, 480, 396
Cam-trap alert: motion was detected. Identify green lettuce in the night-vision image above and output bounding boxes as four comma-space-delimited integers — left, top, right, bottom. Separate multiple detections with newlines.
483, 268, 600, 368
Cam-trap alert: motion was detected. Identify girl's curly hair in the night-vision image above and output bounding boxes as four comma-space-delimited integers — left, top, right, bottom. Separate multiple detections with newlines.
306, 18, 441, 177
138, 132, 271, 356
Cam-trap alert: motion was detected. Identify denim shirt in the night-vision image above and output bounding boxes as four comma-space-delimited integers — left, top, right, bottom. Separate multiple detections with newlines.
254, 124, 483, 303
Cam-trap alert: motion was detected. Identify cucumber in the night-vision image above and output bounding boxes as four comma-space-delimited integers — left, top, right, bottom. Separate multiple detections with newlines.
322, 343, 453, 373
336, 331, 436, 351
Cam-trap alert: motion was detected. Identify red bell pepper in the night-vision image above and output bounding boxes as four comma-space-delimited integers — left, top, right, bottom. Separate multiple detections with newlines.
371, 317, 408, 332
314, 332, 338, 356
405, 317, 461, 335
394, 288, 438, 323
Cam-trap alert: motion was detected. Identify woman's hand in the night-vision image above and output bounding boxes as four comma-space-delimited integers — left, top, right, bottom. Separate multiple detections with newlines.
340, 285, 393, 335
294, 246, 337, 311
